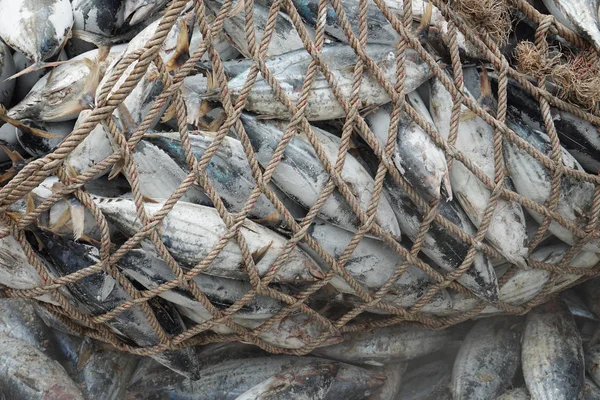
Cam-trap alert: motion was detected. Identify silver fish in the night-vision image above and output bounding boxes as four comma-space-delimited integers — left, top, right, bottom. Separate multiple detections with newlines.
206, 0, 313, 57
124, 0, 170, 26
0, 335, 85, 399
452, 316, 523, 399
367, 92, 450, 202
239, 113, 402, 238
16, 119, 73, 157
367, 362, 407, 400
522, 298, 585, 400
396, 359, 453, 400
313, 324, 465, 366
429, 71, 528, 266
504, 108, 600, 252
0, 43, 15, 106
72, 0, 126, 37
0, 0, 73, 77
125, 356, 387, 400
541, 0, 600, 51
92, 196, 325, 283
497, 387, 531, 400
203, 44, 432, 121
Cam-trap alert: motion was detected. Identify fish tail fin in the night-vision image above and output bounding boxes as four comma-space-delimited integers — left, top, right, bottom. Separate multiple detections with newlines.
4, 60, 70, 82
166, 21, 190, 72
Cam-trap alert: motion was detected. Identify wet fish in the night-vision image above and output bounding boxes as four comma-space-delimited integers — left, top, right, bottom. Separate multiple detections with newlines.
452, 316, 523, 399
313, 324, 465, 366
202, 44, 432, 120
429, 70, 528, 266
124, 0, 170, 26
584, 342, 600, 387
16, 119, 73, 157
125, 355, 386, 400
367, 362, 407, 400
239, 113, 402, 238
504, 106, 600, 252
396, 359, 453, 400
144, 131, 286, 223
11, 50, 68, 105
72, 0, 126, 37
0, 0, 73, 78
0, 43, 15, 106
367, 92, 450, 201
541, 0, 600, 51
92, 196, 325, 283
35, 231, 201, 379
0, 335, 85, 400
583, 376, 600, 400
497, 387, 531, 400
561, 289, 598, 321
522, 298, 585, 400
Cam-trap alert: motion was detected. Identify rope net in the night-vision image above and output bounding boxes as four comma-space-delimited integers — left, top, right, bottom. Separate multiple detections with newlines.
0, 0, 599, 358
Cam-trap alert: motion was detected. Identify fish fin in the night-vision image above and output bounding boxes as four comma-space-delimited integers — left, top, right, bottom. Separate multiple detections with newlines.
208, 111, 227, 131
4, 60, 70, 81
97, 46, 111, 62
79, 58, 101, 109
26, 193, 36, 216
142, 195, 160, 204
50, 207, 72, 233
70, 202, 86, 241
76, 338, 96, 370
116, 104, 136, 135
166, 21, 190, 72
253, 212, 283, 227
4, 211, 22, 222
108, 163, 124, 180
0, 106, 61, 139
251, 241, 273, 265
459, 109, 478, 121
65, 163, 78, 180
415, 1, 433, 37
0, 145, 24, 164
160, 103, 177, 123
198, 100, 214, 119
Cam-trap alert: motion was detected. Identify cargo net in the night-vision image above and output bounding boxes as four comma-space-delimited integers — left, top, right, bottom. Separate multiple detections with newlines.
0, 0, 600, 359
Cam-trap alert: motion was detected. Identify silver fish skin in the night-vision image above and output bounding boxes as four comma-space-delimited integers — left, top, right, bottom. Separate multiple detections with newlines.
429, 72, 528, 266
36, 231, 201, 380
496, 387, 531, 400
396, 359, 453, 400
234, 362, 340, 400
16, 119, 73, 157
124, 0, 170, 26
452, 316, 523, 399
367, 362, 407, 400
239, 113, 402, 238
313, 324, 465, 366
13, 49, 69, 104
125, 356, 386, 400
0, 0, 73, 64
541, 0, 600, 51
0, 43, 15, 106
92, 196, 325, 284
0, 335, 85, 400
367, 92, 450, 202
301, 219, 453, 313
53, 331, 139, 400
522, 298, 585, 400
203, 44, 432, 121
584, 342, 600, 387
583, 376, 600, 400
206, 0, 313, 57
504, 110, 600, 252
383, 177, 499, 303
144, 131, 286, 223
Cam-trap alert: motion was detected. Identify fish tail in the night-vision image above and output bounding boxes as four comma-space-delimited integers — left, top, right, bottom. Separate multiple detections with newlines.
4, 60, 70, 82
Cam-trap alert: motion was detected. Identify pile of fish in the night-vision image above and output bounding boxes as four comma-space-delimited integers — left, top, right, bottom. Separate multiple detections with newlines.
0, 0, 599, 393
5, 287, 600, 399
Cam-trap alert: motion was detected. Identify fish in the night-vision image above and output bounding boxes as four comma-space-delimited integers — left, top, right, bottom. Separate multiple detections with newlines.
582, 277, 600, 320
53, 330, 139, 400
395, 359, 453, 400
234, 362, 340, 399
72, 0, 126, 37
497, 387, 531, 400
15, 119, 74, 157
11, 49, 68, 105
189, 19, 240, 62
300, 219, 453, 313
366, 92, 451, 202
91, 196, 325, 284
583, 376, 600, 400
202, 44, 432, 121
584, 342, 600, 387
124, 0, 170, 26
313, 324, 465, 366
144, 131, 287, 224
452, 316, 523, 399
125, 355, 387, 400
561, 289, 598, 321
0, 43, 15, 106
541, 0, 600, 51
383, 177, 500, 303
429, 70, 528, 267
239, 113, 402, 238
522, 298, 585, 400
367, 362, 407, 400
504, 106, 600, 252
35, 230, 201, 379
0, 0, 73, 79
205, 0, 313, 58
0, 335, 85, 399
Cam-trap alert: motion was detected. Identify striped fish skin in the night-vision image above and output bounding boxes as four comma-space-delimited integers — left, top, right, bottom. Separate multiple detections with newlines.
522, 298, 585, 400
452, 316, 523, 399
239, 113, 401, 238
313, 324, 465, 366
429, 71, 528, 267
496, 387, 531, 400
92, 196, 325, 284
35, 231, 201, 380
396, 359, 453, 400
125, 356, 386, 400
0, 335, 85, 400
541, 0, 600, 51
202, 44, 431, 121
